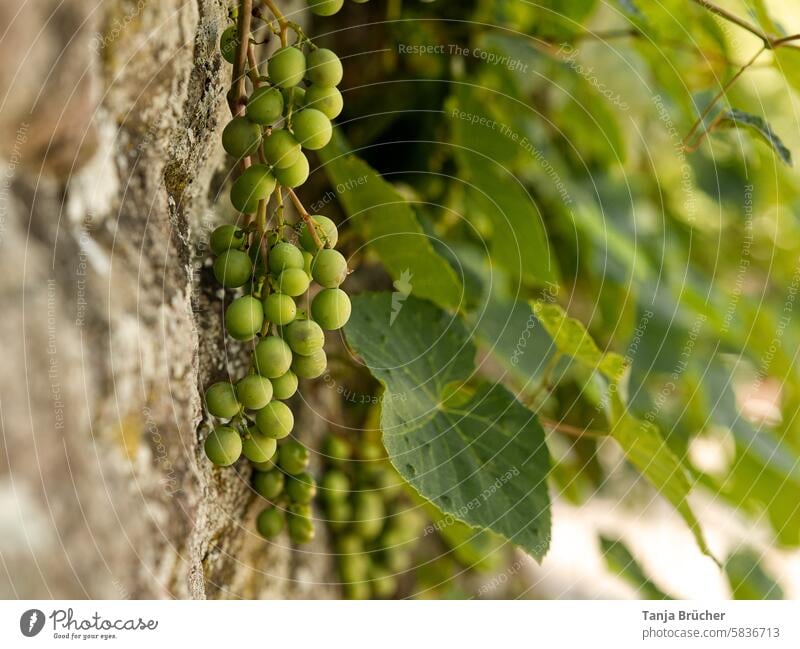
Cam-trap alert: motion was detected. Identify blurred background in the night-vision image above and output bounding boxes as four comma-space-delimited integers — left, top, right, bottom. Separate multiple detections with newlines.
1, 0, 799, 599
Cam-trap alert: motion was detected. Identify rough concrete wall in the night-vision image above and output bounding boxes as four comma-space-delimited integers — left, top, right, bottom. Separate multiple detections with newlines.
0, 0, 335, 599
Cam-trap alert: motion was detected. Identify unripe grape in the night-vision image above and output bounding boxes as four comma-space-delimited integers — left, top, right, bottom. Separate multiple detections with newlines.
311, 248, 348, 287
287, 515, 315, 543
337, 533, 363, 555
292, 347, 327, 379
222, 117, 262, 159
253, 469, 285, 500
306, 48, 343, 87
236, 375, 273, 410
210, 224, 246, 254
286, 471, 317, 503
289, 503, 312, 519
292, 109, 332, 150
269, 241, 305, 274
375, 469, 404, 500
320, 469, 349, 501
246, 86, 284, 125
302, 251, 313, 276
263, 292, 297, 326
268, 46, 306, 88
271, 370, 299, 400
213, 249, 252, 288
324, 435, 352, 464
273, 152, 309, 188
285, 319, 325, 356
252, 456, 277, 472
205, 381, 241, 419
256, 507, 285, 539
307, 0, 344, 17
230, 164, 276, 213
279, 440, 310, 475
282, 86, 306, 108
339, 553, 369, 583
255, 400, 294, 439
326, 500, 352, 531
370, 566, 397, 599
205, 426, 242, 466
299, 214, 338, 250
311, 288, 351, 329
276, 268, 310, 296
353, 492, 385, 539
220, 26, 238, 64
262, 129, 302, 169
343, 582, 370, 600
304, 85, 343, 119
382, 547, 412, 573
242, 429, 278, 463
253, 336, 293, 377
225, 295, 264, 341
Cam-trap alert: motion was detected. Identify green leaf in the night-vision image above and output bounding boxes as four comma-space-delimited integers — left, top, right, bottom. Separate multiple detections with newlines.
531, 301, 627, 382
715, 109, 793, 166
600, 535, 673, 599
345, 292, 552, 560
318, 132, 463, 308
725, 549, 784, 600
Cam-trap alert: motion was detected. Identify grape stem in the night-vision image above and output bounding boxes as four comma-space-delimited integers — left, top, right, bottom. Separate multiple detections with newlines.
287, 188, 324, 249
540, 417, 608, 439
230, 0, 253, 117
262, 0, 289, 47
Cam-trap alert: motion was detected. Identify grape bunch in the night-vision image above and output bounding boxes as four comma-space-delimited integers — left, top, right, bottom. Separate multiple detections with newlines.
203, 3, 353, 546
320, 433, 426, 599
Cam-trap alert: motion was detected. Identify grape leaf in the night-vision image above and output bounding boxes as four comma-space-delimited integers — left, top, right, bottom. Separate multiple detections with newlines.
318, 133, 463, 309
715, 109, 793, 167
344, 292, 552, 560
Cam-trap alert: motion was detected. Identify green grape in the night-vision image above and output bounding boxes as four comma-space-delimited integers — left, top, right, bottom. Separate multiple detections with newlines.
304, 85, 343, 119
242, 428, 278, 463
302, 251, 313, 276
320, 469, 349, 501
246, 86, 284, 124
263, 292, 297, 326
220, 25, 238, 64
307, 0, 344, 17
336, 533, 363, 555
369, 565, 398, 599
353, 492, 385, 539
324, 435, 352, 465
269, 241, 305, 274
262, 129, 302, 169
268, 46, 306, 88
225, 295, 264, 341
311, 248, 348, 288
298, 214, 338, 250
253, 336, 293, 378
292, 347, 327, 379
254, 469, 285, 499
222, 116, 262, 159
306, 48, 343, 87
271, 370, 299, 400
360, 440, 385, 462
287, 514, 315, 543
255, 400, 294, 439
343, 581, 370, 600
204, 426, 242, 466
292, 109, 332, 150
210, 224, 246, 254
273, 152, 309, 189
276, 268, 310, 296
286, 471, 317, 503
282, 86, 306, 108
230, 164, 276, 213
375, 468, 404, 500
382, 548, 411, 573
285, 319, 325, 356
213, 249, 252, 288
256, 507, 285, 539
311, 288, 351, 329
236, 375, 273, 410
288, 502, 312, 518
326, 500, 352, 531
279, 440, 310, 475
339, 553, 369, 583
205, 381, 241, 419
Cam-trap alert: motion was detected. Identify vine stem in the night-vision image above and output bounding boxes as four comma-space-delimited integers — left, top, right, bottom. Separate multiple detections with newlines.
287, 188, 324, 249
230, 0, 253, 116
540, 418, 608, 439
681, 44, 765, 151
263, 0, 289, 46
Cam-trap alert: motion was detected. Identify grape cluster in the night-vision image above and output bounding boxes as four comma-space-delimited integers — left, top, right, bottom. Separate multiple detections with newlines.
203, 6, 352, 546
320, 433, 425, 599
